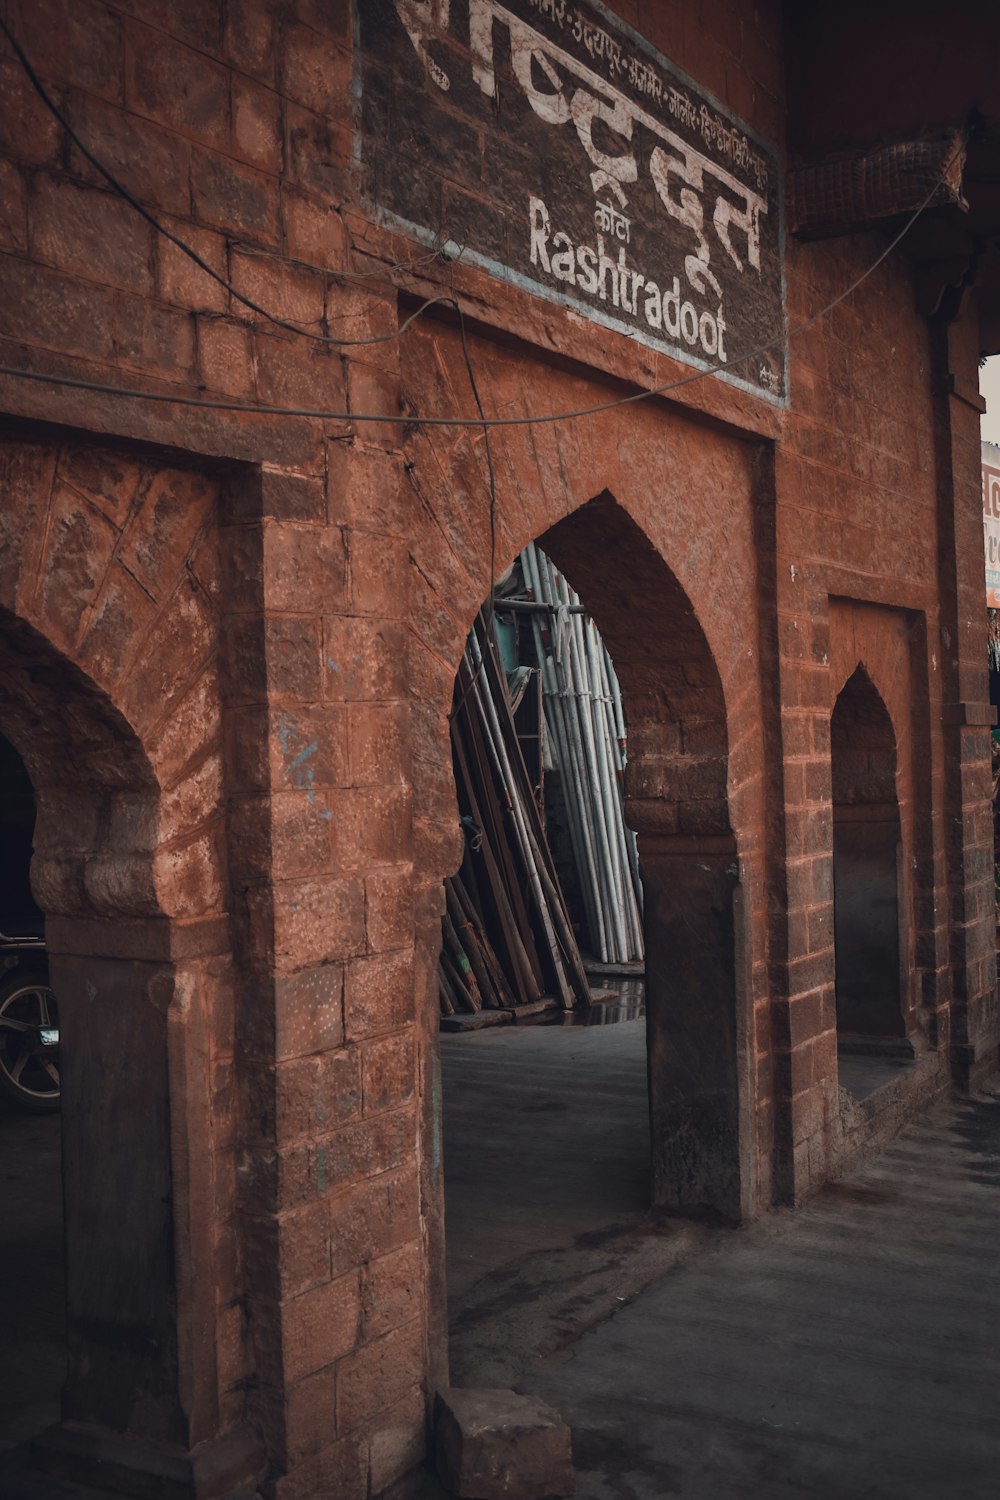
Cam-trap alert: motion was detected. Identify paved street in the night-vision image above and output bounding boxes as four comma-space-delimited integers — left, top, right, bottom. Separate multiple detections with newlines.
3, 1029, 999, 1500
441, 1022, 1000, 1500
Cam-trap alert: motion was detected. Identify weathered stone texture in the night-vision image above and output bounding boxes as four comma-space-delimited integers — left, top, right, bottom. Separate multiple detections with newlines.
434, 1388, 575, 1500
0, 1, 996, 1497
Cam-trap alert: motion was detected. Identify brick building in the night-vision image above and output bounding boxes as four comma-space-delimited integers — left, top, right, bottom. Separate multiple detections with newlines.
0, 1, 998, 1496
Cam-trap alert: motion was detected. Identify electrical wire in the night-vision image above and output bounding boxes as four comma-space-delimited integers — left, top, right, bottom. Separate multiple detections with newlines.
0, 152, 948, 435
0, 15, 963, 430
0, 15, 459, 348
0, 14, 962, 720
455, 307, 497, 631
446, 302, 501, 720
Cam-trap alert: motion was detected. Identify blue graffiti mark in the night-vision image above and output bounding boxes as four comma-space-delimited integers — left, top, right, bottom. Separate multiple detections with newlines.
326, 657, 340, 672
276, 712, 295, 756
288, 741, 318, 772
275, 717, 330, 812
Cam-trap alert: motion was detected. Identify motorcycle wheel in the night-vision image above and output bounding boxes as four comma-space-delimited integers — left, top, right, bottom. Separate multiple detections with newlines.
0, 968, 60, 1112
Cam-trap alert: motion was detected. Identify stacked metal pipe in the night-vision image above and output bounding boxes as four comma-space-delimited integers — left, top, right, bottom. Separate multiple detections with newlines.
520, 544, 645, 965
441, 609, 593, 1019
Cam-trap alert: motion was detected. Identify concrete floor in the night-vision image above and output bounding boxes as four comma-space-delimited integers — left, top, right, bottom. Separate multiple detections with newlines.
440, 1013, 652, 1313
440, 1019, 1000, 1500
2, 1025, 997, 1500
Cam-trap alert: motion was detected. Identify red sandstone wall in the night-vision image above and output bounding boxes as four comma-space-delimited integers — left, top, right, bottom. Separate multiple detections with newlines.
0, 436, 239, 1445
0, 1, 994, 1496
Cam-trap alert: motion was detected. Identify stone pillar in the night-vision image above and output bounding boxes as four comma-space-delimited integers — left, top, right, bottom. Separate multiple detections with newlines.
34, 914, 264, 1497
639, 841, 749, 1221
624, 698, 751, 1224
930, 309, 1000, 1087
229, 438, 431, 1498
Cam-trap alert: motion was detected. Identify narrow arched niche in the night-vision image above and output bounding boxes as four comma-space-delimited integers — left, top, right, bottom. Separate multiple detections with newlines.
831, 666, 906, 1047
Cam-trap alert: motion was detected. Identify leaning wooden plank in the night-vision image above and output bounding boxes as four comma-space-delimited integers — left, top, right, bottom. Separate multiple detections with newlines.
450, 871, 518, 1010
440, 1009, 514, 1033
442, 911, 483, 1011
473, 616, 593, 1008
438, 958, 459, 1016
467, 630, 576, 1009
441, 945, 476, 1014
446, 879, 502, 1009
451, 691, 541, 1001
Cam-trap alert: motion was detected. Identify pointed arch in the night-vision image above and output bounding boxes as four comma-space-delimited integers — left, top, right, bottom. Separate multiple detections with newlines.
423, 489, 747, 1262
0, 431, 246, 1484
831, 665, 906, 1045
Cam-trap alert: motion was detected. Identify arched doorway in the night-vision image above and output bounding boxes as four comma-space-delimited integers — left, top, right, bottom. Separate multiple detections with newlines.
433, 492, 746, 1391
831, 666, 907, 1050
400, 311, 765, 1434
434, 490, 743, 1233
0, 434, 256, 1495
439, 541, 649, 1354
0, 609, 186, 1459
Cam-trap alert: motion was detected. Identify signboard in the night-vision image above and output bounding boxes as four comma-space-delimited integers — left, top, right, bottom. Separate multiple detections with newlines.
983, 441, 1000, 607
358, 0, 786, 402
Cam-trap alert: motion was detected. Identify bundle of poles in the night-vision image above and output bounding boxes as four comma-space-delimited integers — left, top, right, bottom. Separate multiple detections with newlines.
519, 543, 644, 966
439, 547, 644, 1025
441, 610, 593, 1020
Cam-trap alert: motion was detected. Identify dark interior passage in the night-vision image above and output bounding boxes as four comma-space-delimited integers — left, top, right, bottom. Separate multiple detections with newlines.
0, 736, 43, 934
0, 733, 65, 1473
832, 668, 906, 1047
440, 543, 658, 1379
0, 735, 56, 1114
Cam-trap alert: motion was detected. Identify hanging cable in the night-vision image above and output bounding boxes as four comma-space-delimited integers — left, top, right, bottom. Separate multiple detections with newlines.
0, 16, 963, 430
0, 149, 953, 438
0, 15, 461, 348
455, 309, 497, 637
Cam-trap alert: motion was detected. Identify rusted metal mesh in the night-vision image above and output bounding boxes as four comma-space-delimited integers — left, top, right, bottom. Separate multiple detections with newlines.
789, 131, 967, 236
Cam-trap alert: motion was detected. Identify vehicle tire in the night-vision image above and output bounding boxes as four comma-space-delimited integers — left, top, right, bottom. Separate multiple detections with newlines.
0, 967, 60, 1112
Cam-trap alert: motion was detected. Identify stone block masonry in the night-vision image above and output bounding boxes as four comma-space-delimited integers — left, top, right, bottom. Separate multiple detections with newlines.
0, 1, 996, 1497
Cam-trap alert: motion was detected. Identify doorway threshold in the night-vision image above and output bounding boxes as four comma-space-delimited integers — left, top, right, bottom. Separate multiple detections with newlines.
837, 1051, 917, 1103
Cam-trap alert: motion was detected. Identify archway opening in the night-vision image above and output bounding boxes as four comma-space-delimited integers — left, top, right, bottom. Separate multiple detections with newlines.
0, 730, 64, 1464
0, 607, 185, 1474
831, 667, 908, 1064
433, 495, 742, 1383
440, 544, 648, 1372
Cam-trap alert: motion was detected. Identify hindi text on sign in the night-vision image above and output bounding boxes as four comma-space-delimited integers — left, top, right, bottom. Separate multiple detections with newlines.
362, 0, 786, 400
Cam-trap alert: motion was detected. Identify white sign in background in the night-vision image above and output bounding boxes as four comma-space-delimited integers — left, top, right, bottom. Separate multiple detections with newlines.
983, 442, 1000, 607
